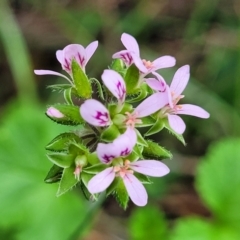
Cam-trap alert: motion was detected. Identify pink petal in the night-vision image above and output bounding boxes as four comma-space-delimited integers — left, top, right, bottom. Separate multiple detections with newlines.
97, 142, 121, 164
121, 33, 140, 56
130, 160, 170, 177
170, 65, 190, 97
146, 79, 163, 91
134, 92, 169, 118
56, 50, 64, 64
34, 70, 72, 83
152, 56, 176, 71
101, 70, 126, 103
88, 167, 115, 194
112, 50, 134, 66
85, 41, 98, 65
63, 44, 86, 70
167, 114, 186, 134
123, 173, 148, 206
46, 107, 64, 118
177, 104, 210, 118
80, 99, 111, 126
132, 54, 148, 73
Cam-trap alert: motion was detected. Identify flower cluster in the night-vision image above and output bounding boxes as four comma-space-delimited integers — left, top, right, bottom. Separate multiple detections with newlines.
35, 33, 209, 208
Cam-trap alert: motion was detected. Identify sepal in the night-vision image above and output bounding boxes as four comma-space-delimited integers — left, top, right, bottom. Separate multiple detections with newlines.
46, 152, 75, 168
100, 124, 120, 142
142, 140, 172, 160
83, 164, 107, 174
46, 132, 81, 152
114, 179, 129, 210
144, 119, 164, 136
72, 60, 92, 99
110, 59, 125, 73
44, 164, 63, 183
125, 64, 140, 94
47, 104, 84, 125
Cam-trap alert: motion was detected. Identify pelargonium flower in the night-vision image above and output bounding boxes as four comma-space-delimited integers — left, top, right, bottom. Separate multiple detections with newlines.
112, 33, 176, 76
34, 42, 98, 84
147, 65, 210, 134
80, 69, 169, 128
87, 128, 170, 206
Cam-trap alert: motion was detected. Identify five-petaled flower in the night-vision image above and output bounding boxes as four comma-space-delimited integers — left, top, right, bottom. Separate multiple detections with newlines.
34, 42, 98, 84
146, 65, 210, 134
87, 128, 170, 206
112, 33, 176, 77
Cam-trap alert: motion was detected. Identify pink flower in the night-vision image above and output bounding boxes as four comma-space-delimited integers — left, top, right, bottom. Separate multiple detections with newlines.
87, 129, 170, 206
147, 66, 210, 134
34, 42, 98, 84
112, 33, 176, 76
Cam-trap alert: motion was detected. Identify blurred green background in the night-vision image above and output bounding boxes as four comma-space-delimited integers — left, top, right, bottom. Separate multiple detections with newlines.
0, 0, 240, 239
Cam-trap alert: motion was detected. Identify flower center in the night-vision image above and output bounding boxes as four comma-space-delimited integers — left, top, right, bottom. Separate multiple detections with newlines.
114, 160, 133, 178
142, 59, 154, 69
124, 112, 142, 128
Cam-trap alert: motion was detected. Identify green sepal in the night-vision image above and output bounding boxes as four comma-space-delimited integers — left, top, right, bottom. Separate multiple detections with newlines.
89, 78, 105, 100
83, 164, 107, 174
68, 141, 88, 155
46, 152, 75, 168
56, 165, 79, 196
163, 119, 186, 145
144, 118, 164, 136
106, 178, 120, 196
46, 132, 81, 152
71, 60, 92, 99
81, 171, 94, 189
136, 116, 155, 128
110, 59, 125, 73
126, 87, 148, 103
127, 145, 142, 161
114, 179, 129, 210
100, 124, 120, 142
87, 152, 100, 165
120, 102, 133, 113
47, 104, 84, 126
63, 87, 74, 105
44, 164, 63, 184
80, 182, 91, 200
134, 173, 152, 184
125, 64, 140, 94
136, 129, 148, 147
142, 140, 172, 160
112, 114, 125, 126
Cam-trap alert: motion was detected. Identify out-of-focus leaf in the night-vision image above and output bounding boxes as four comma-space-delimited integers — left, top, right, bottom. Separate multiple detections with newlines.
129, 205, 168, 240
0, 102, 90, 240
196, 138, 240, 228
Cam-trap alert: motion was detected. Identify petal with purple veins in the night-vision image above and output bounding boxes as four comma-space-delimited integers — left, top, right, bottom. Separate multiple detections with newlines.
88, 167, 115, 194
102, 69, 126, 103
97, 142, 120, 164
112, 50, 134, 66
80, 99, 111, 127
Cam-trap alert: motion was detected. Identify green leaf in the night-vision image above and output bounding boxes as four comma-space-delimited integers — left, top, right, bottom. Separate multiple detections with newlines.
0, 102, 89, 240
114, 179, 129, 210
63, 87, 74, 105
164, 119, 186, 145
144, 119, 164, 136
46, 153, 75, 168
57, 166, 79, 196
71, 59, 92, 98
136, 116, 155, 128
83, 164, 107, 174
46, 132, 81, 152
129, 206, 168, 240
196, 138, 240, 228
134, 173, 152, 184
44, 164, 63, 184
48, 104, 84, 126
100, 124, 120, 142
142, 140, 172, 160
125, 64, 140, 94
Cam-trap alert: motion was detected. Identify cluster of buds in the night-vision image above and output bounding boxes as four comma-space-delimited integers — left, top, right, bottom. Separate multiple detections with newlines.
35, 33, 209, 208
